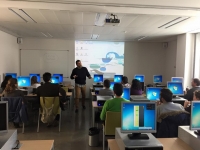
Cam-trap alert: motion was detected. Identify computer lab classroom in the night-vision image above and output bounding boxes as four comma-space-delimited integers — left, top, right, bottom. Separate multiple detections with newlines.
1, 0, 200, 150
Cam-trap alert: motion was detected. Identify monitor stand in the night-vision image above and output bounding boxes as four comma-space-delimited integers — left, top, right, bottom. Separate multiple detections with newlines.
128, 133, 149, 140
194, 130, 200, 136
173, 95, 181, 99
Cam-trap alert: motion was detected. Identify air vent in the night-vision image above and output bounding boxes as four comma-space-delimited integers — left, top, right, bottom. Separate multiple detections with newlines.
135, 36, 147, 41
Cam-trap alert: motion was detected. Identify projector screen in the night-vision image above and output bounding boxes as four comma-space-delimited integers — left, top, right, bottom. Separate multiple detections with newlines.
75, 41, 124, 75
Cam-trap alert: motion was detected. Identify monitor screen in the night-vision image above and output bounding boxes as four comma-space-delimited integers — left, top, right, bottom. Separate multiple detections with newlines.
93, 74, 103, 83
121, 102, 156, 133
122, 88, 130, 100
114, 75, 123, 83
110, 82, 115, 90
29, 73, 40, 82
5, 73, 17, 78
167, 82, 184, 96
0, 102, 8, 132
190, 101, 200, 130
146, 87, 162, 100
134, 75, 145, 82
153, 75, 162, 83
17, 76, 31, 87
53, 74, 63, 83
51, 76, 59, 84
171, 77, 183, 83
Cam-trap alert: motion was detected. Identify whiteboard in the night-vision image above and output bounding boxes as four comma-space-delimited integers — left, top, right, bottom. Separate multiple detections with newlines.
20, 50, 69, 77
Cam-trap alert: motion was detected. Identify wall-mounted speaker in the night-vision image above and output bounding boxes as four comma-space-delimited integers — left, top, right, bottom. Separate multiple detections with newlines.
17, 37, 23, 44
163, 42, 168, 48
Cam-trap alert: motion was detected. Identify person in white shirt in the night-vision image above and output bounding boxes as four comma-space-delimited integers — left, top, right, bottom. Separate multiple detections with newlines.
31, 76, 41, 88
157, 89, 184, 117
121, 76, 131, 88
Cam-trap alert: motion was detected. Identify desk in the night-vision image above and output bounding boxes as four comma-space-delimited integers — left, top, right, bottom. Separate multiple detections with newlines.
172, 97, 186, 106
108, 138, 193, 150
19, 140, 54, 150
92, 101, 102, 127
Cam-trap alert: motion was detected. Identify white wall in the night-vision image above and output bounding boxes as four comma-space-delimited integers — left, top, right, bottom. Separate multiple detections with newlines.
0, 30, 19, 82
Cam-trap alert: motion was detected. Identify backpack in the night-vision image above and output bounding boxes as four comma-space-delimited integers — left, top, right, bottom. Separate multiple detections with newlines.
41, 97, 56, 124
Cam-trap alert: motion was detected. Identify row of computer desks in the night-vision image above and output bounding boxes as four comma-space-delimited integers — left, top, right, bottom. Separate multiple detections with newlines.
90, 77, 200, 150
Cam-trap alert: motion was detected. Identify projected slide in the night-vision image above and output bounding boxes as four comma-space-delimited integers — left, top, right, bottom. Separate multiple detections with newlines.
75, 41, 124, 74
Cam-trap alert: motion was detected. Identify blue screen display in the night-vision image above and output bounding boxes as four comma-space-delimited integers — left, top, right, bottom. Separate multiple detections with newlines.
167, 82, 184, 95
134, 75, 145, 82
153, 75, 162, 83
5, 73, 17, 78
110, 82, 115, 90
191, 102, 200, 130
122, 88, 130, 100
146, 87, 161, 100
51, 76, 59, 84
171, 77, 183, 82
93, 74, 103, 83
53, 74, 63, 83
29, 74, 40, 82
17, 76, 31, 87
122, 102, 156, 131
114, 75, 123, 83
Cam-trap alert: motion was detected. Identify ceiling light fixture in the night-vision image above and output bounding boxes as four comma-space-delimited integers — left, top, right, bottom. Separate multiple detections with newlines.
158, 17, 182, 28
41, 32, 48, 37
47, 33, 53, 38
165, 17, 190, 29
137, 36, 147, 41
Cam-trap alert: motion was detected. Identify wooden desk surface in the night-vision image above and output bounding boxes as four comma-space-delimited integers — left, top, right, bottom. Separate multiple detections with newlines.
19, 140, 54, 150
92, 101, 102, 108
108, 138, 193, 150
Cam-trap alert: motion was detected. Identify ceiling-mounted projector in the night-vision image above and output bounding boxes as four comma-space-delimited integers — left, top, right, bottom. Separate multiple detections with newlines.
95, 13, 120, 26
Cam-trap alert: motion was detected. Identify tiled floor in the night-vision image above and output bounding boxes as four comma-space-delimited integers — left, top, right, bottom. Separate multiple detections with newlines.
16, 100, 103, 150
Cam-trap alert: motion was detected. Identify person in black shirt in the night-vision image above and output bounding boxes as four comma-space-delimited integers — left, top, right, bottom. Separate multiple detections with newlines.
1, 75, 12, 91
184, 90, 200, 113
184, 78, 200, 101
70, 60, 91, 113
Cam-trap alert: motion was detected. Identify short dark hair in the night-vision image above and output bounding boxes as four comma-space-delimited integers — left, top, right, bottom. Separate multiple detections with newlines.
76, 60, 81, 65
160, 89, 173, 102
113, 83, 123, 96
194, 90, 200, 99
104, 79, 110, 88
43, 72, 51, 83
122, 76, 128, 84
131, 79, 142, 90
193, 78, 200, 86
4, 75, 12, 81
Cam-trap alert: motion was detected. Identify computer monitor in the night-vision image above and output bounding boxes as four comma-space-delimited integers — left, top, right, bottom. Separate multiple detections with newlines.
5, 73, 17, 78
51, 76, 59, 84
190, 101, 200, 135
114, 75, 123, 83
121, 102, 157, 139
93, 74, 103, 83
29, 73, 40, 83
167, 82, 184, 96
53, 74, 63, 83
110, 82, 115, 90
17, 76, 31, 87
134, 75, 145, 82
122, 88, 130, 100
171, 77, 183, 83
153, 75, 162, 83
146, 87, 162, 100
0, 101, 8, 133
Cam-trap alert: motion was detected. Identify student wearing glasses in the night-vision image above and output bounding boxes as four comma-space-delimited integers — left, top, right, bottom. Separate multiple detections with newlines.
184, 90, 200, 113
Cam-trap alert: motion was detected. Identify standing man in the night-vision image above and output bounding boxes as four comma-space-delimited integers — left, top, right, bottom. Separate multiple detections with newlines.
70, 60, 91, 113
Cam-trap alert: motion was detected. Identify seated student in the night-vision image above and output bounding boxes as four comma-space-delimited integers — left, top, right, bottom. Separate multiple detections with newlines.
121, 76, 131, 88
1, 75, 12, 92
100, 83, 128, 120
130, 79, 142, 95
36, 72, 66, 126
184, 78, 200, 101
157, 89, 184, 117
184, 90, 200, 113
2, 78, 26, 128
99, 79, 114, 96
31, 76, 41, 88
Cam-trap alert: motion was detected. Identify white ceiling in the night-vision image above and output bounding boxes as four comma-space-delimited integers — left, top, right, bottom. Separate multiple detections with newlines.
0, 1, 200, 41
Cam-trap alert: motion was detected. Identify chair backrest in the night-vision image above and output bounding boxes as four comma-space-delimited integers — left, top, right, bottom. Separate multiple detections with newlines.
39, 97, 60, 115
105, 111, 121, 135
1, 97, 23, 122
62, 87, 68, 92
